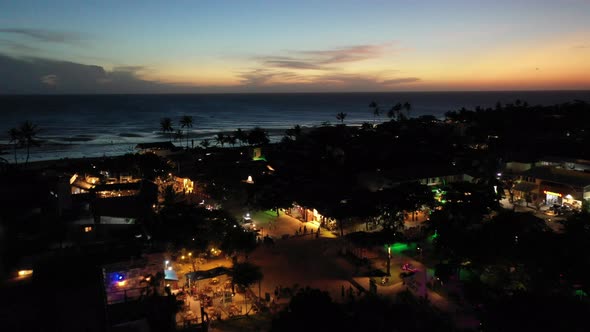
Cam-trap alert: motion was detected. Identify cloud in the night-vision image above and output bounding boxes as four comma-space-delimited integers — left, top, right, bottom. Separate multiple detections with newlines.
304, 44, 387, 64
234, 69, 421, 93
257, 43, 391, 71
0, 39, 39, 53
238, 69, 302, 86
113, 65, 147, 72
572, 44, 588, 49
262, 59, 325, 70
381, 77, 421, 85
235, 43, 419, 92
0, 53, 194, 94
40, 74, 58, 86
0, 28, 83, 44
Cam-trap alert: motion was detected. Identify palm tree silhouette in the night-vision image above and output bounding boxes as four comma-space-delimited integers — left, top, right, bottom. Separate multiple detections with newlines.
393, 103, 403, 121
369, 101, 380, 125
336, 112, 347, 124
160, 118, 174, 142
387, 106, 397, 120
200, 139, 211, 149
227, 135, 237, 147
234, 128, 247, 146
8, 127, 21, 164
403, 101, 412, 119
18, 121, 40, 165
180, 115, 193, 148
174, 129, 183, 143
215, 133, 226, 147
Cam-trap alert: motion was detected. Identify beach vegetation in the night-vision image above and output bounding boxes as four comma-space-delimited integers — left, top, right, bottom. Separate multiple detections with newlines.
7, 120, 41, 165
160, 117, 174, 141
247, 127, 270, 146
336, 112, 347, 124
180, 115, 193, 148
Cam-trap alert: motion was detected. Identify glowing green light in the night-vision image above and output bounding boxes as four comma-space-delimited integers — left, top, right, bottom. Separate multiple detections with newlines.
252, 156, 267, 162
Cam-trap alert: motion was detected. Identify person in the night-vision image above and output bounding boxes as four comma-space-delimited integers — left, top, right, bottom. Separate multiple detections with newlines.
303, 225, 307, 234
316, 228, 320, 238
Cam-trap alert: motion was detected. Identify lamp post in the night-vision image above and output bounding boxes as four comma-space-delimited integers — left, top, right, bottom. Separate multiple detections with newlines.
387, 245, 391, 276
188, 252, 195, 272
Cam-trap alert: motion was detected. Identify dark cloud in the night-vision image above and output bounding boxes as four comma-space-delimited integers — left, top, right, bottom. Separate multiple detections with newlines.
238, 69, 301, 86
235, 69, 421, 93
381, 77, 421, 85
0, 28, 82, 44
0, 54, 192, 94
263, 59, 324, 70
113, 65, 147, 72
257, 43, 389, 70
238, 43, 419, 92
303, 44, 386, 64
40, 74, 58, 86
0, 39, 39, 53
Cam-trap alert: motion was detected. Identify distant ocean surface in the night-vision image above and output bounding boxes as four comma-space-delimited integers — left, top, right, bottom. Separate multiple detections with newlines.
1, 91, 589, 162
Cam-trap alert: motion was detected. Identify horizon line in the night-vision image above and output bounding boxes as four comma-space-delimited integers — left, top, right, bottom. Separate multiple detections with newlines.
2, 89, 590, 97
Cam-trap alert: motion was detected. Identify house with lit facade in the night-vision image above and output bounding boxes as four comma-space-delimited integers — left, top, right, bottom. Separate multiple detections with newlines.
515, 166, 590, 211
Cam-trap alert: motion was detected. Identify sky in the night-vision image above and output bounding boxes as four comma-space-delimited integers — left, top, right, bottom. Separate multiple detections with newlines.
0, 0, 589, 94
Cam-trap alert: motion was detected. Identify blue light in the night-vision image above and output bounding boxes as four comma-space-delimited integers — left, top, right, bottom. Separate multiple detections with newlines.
116, 274, 124, 281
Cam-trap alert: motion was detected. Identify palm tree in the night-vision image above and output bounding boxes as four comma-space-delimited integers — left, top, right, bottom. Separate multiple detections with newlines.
18, 121, 40, 165
140, 271, 165, 297
285, 124, 302, 141
163, 185, 177, 206
227, 135, 237, 147
393, 103, 403, 121
8, 127, 21, 164
247, 127, 270, 146
403, 101, 412, 119
231, 261, 263, 313
369, 101, 380, 125
180, 115, 193, 148
215, 133, 226, 147
336, 112, 347, 124
387, 106, 397, 120
234, 128, 248, 146
200, 139, 211, 149
160, 118, 174, 142
173, 129, 183, 143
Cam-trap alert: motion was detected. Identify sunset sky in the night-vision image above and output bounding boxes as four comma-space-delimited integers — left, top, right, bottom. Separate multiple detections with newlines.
1, 0, 589, 93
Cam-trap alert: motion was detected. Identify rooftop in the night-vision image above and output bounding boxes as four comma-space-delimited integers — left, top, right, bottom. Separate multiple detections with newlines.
521, 166, 590, 188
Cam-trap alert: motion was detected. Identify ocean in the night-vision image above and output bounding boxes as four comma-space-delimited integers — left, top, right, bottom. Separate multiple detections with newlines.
1, 91, 589, 162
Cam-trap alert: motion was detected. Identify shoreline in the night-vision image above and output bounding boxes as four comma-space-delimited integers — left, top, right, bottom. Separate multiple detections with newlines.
1, 123, 343, 166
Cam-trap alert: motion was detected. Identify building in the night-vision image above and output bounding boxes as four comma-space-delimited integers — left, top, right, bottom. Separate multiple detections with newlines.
514, 166, 590, 211
357, 165, 473, 192
102, 253, 166, 304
